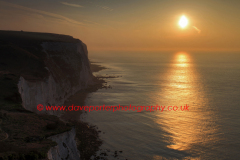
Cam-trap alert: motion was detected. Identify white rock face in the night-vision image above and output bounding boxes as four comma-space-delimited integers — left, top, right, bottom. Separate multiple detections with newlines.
17, 40, 95, 160
18, 41, 94, 115
47, 128, 80, 160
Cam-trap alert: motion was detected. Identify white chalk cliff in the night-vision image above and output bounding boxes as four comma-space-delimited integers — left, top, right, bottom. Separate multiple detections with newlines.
0, 31, 98, 160
14, 35, 94, 160
47, 128, 80, 160
18, 41, 94, 115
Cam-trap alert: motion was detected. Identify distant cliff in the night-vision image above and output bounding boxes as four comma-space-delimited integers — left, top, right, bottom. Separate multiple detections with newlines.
0, 30, 97, 160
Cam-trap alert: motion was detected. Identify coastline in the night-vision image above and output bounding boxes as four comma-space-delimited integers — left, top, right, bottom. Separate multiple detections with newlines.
90, 62, 108, 73
0, 30, 108, 159
0, 61, 108, 160
61, 61, 108, 121
60, 61, 109, 160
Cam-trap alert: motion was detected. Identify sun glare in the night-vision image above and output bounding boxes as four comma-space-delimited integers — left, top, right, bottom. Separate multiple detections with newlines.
179, 15, 188, 28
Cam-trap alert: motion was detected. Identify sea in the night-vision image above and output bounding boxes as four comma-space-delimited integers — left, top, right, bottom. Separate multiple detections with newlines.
80, 51, 240, 160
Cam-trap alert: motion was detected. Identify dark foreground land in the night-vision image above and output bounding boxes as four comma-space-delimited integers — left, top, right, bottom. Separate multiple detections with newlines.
0, 30, 106, 160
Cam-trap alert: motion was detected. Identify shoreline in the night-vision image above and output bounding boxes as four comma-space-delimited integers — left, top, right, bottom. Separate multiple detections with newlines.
61, 61, 108, 121
60, 61, 110, 160
90, 62, 108, 73
0, 63, 107, 160
0, 30, 109, 159
0, 61, 108, 159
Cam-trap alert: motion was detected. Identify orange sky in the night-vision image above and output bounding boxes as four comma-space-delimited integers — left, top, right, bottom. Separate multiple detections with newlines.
0, 0, 240, 51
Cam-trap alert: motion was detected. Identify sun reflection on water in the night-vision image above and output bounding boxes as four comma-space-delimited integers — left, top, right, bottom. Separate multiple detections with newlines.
153, 52, 217, 158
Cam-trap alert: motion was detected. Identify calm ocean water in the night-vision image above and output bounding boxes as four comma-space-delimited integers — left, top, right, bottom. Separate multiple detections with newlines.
82, 51, 240, 160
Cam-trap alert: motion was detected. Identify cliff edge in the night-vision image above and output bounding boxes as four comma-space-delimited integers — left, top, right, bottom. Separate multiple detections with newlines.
0, 30, 99, 160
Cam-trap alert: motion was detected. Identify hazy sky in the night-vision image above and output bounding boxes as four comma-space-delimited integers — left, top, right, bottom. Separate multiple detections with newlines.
0, 0, 240, 51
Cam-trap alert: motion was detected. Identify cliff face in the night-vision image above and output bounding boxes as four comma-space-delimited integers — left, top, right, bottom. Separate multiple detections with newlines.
18, 41, 93, 114
47, 128, 80, 160
0, 31, 96, 160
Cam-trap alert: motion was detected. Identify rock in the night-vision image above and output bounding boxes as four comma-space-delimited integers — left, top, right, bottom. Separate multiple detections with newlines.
47, 128, 80, 160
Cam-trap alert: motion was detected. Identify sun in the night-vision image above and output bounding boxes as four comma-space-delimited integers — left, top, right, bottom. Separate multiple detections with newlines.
179, 15, 188, 28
